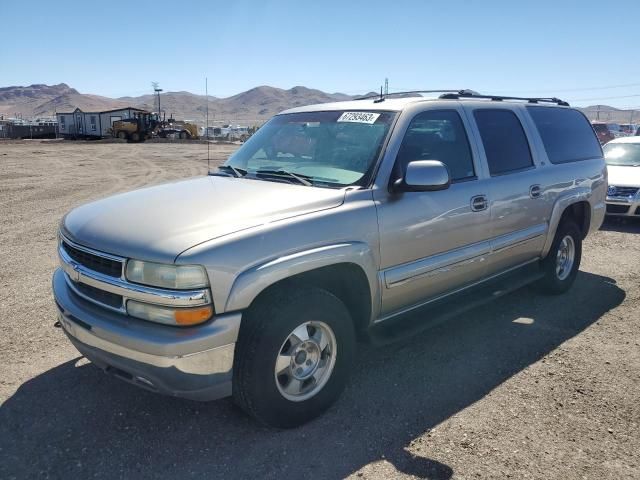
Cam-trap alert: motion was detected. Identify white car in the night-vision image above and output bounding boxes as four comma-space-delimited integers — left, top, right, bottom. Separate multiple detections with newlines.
603, 136, 640, 217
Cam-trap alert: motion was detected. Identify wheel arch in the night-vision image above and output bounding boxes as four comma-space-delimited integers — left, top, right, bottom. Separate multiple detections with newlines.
225, 243, 379, 334
542, 192, 592, 258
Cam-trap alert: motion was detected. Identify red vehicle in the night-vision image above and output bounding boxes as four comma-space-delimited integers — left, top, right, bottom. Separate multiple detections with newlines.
592, 122, 615, 144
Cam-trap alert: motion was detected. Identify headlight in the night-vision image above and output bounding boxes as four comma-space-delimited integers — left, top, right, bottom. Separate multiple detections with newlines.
125, 260, 209, 289
127, 300, 213, 326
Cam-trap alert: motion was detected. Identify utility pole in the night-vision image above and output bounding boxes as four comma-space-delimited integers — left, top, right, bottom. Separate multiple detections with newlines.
152, 81, 163, 117
384, 78, 388, 96
206, 77, 210, 174
206, 77, 209, 140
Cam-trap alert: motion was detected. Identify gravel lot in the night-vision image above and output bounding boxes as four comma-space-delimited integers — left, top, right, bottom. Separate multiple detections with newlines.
1, 140, 639, 479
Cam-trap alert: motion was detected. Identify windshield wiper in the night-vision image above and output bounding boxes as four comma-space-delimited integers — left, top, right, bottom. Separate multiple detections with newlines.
255, 169, 313, 186
216, 165, 247, 177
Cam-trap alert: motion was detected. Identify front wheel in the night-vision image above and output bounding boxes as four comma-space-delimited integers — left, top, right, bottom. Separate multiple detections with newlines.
537, 221, 582, 294
232, 286, 355, 428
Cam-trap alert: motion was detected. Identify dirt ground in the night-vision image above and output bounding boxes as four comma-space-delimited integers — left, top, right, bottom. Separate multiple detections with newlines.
1, 140, 639, 480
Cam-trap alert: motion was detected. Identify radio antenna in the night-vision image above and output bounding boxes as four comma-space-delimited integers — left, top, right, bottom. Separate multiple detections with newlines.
205, 77, 210, 174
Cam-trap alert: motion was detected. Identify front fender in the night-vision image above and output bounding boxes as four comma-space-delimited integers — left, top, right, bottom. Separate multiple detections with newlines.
224, 242, 380, 315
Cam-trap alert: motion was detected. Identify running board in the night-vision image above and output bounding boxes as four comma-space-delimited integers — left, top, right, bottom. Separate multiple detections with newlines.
368, 263, 544, 346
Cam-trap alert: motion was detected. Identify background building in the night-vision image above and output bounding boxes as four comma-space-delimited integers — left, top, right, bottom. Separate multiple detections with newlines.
56, 107, 146, 138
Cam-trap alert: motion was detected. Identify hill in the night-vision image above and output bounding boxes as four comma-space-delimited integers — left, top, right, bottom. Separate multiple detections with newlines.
581, 105, 640, 124
0, 84, 357, 125
2, 84, 639, 126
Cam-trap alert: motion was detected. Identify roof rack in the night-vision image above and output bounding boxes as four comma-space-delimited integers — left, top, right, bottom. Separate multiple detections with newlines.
354, 89, 570, 106
354, 90, 463, 102
439, 91, 570, 106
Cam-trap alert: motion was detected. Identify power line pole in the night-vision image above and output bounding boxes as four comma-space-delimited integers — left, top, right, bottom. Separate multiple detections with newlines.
384, 78, 389, 96
152, 81, 163, 117
206, 77, 210, 173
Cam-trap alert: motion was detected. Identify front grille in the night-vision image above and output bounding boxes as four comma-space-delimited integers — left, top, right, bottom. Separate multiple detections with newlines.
74, 282, 123, 309
606, 204, 630, 214
62, 241, 122, 278
608, 186, 639, 198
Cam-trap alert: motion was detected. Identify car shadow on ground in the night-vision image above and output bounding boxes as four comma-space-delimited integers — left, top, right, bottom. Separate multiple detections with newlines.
600, 216, 640, 234
0, 272, 624, 480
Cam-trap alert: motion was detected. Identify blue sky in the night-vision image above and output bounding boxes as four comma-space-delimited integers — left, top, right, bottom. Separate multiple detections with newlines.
2, 0, 639, 108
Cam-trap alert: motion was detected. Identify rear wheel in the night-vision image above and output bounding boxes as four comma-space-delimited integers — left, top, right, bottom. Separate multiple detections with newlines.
130, 132, 140, 142
117, 131, 127, 140
537, 221, 582, 294
179, 131, 188, 140
232, 286, 355, 428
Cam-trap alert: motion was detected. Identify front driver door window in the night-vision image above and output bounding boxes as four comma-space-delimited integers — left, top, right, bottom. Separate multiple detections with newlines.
394, 109, 476, 183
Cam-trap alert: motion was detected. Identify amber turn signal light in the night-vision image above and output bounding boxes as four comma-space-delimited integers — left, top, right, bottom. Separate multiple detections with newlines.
174, 305, 214, 326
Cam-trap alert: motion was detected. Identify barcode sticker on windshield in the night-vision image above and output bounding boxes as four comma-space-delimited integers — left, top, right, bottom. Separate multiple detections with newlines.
337, 112, 380, 124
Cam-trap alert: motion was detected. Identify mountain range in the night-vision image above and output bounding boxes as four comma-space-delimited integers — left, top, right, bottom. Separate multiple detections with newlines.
0, 83, 358, 125
1, 83, 638, 125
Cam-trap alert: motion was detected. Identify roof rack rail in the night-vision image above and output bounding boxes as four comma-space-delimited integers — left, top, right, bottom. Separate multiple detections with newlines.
439, 91, 570, 106
354, 90, 463, 101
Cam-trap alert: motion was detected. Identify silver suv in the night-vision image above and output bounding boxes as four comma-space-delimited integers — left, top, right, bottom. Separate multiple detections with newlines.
53, 91, 606, 427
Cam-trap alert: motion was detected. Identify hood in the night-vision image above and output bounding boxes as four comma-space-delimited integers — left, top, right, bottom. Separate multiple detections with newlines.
62, 176, 345, 263
607, 165, 640, 187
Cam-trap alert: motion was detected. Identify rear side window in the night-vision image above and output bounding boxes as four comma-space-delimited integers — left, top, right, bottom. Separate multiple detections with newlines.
527, 107, 602, 163
474, 109, 533, 175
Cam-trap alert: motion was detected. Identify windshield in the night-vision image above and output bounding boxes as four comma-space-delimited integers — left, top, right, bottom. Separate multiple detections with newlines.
223, 110, 395, 187
603, 143, 640, 166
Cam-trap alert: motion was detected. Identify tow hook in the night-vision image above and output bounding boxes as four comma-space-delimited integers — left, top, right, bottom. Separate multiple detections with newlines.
53, 320, 61, 328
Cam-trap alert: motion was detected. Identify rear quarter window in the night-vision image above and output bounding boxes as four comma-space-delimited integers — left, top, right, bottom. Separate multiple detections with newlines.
527, 107, 602, 164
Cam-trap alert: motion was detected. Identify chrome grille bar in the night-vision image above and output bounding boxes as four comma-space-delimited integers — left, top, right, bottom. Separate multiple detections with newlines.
58, 241, 212, 310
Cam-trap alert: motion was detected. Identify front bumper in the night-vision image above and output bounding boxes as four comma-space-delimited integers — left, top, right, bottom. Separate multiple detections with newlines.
605, 198, 640, 217
53, 268, 241, 401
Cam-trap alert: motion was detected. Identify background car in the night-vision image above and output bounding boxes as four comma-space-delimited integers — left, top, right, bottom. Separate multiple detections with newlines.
592, 122, 615, 144
607, 123, 626, 138
603, 136, 640, 217
619, 123, 639, 136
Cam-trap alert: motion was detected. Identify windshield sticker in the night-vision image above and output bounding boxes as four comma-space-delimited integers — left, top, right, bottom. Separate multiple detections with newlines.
337, 112, 381, 124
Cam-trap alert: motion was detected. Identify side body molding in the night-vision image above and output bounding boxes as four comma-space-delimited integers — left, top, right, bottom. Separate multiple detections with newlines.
224, 242, 380, 317
541, 186, 593, 258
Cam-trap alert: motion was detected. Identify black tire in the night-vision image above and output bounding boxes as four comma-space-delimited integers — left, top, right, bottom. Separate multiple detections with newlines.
117, 131, 127, 140
232, 285, 356, 428
179, 131, 188, 140
537, 221, 582, 295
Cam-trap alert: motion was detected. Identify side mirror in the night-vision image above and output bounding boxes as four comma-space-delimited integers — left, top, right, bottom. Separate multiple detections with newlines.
393, 160, 451, 192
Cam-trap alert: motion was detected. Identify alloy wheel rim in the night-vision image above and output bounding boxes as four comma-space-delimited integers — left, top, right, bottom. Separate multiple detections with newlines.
274, 321, 337, 402
556, 235, 575, 281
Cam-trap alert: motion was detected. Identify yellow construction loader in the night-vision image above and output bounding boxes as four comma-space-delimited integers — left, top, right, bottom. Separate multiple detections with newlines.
111, 112, 159, 142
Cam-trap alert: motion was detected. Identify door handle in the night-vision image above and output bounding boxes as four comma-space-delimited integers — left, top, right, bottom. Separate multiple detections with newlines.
529, 184, 542, 199
470, 195, 488, 212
